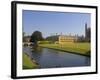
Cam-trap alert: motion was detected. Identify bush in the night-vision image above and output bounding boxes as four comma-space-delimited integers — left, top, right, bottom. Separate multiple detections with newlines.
55, 41, 59, 44
38, 41, 52, 44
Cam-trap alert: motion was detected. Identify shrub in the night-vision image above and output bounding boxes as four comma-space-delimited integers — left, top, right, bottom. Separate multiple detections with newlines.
38, 41, 52, 44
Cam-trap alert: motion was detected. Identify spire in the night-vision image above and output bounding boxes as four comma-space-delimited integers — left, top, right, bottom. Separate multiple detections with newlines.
85, 23, 87, 29
85, 23, 87, 39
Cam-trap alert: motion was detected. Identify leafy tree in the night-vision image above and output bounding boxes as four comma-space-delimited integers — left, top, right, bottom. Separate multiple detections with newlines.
30, 31, 43, 44
46, 35, 59, 42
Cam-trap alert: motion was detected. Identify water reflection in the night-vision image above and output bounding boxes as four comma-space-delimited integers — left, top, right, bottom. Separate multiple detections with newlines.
23, 46, 90, 68
31, 46, 43, 53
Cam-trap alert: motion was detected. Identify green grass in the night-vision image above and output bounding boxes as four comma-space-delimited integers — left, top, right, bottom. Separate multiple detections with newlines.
39, 42, 90, 57
23, 53, 39, 69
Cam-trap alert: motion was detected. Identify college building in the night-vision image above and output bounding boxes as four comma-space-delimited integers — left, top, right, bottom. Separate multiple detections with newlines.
59, 35, 78, 44
59, 23, 91, 44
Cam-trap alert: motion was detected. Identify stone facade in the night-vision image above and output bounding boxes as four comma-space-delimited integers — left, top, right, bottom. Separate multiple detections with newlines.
59, 35, 78, 44
23, 36, 30, 42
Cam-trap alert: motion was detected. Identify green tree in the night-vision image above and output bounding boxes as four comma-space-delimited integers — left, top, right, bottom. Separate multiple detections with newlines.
46, 35, 59, 42
30, 31, 43, 44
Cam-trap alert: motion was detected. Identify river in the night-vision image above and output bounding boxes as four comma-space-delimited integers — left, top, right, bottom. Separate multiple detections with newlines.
23, 47, 90, 68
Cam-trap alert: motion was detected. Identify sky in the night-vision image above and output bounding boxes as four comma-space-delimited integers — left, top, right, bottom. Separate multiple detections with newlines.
22, 10, 91, 38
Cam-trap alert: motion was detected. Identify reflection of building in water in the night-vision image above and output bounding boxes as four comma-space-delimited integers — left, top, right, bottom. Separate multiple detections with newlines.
59, 35, 78, 44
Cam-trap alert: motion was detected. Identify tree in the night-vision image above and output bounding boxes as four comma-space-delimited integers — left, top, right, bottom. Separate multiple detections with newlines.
46, 35, 59, 42
30, 31, 43, 44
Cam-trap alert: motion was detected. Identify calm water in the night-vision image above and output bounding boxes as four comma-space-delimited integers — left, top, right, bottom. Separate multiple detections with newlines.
23, 47, 90, 68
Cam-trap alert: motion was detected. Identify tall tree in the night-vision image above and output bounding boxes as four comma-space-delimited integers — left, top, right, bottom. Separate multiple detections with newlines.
30, 31, 43, 44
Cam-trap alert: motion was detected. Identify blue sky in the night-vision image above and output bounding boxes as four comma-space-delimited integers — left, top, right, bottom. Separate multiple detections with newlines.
23, 10, 91, 38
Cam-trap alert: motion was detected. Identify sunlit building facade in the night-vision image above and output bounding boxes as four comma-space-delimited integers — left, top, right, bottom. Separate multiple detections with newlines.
59, 35, 78, 44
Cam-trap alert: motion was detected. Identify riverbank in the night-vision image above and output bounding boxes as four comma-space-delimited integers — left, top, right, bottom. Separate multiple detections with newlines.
39, 43, 90, 57
23, 53, 39, 69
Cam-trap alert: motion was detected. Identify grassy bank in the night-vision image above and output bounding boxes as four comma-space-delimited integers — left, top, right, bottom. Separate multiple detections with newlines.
23, 53, 39, 69
39, 43, 90, 57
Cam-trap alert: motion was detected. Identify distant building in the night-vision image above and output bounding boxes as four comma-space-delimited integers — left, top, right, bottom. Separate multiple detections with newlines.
59, 35, 78, 44
23, 36, 34, 46
23, 36, 30, 42
58, 23, 91, 44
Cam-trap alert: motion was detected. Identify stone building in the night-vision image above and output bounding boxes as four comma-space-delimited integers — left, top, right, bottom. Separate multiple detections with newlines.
23, 36, 30, 42
59, 35, 78, 44
58, 23, 91, 44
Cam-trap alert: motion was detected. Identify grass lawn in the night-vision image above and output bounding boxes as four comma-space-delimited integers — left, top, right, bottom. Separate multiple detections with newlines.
23, 53, 39, 69
39, 42, 90, 57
